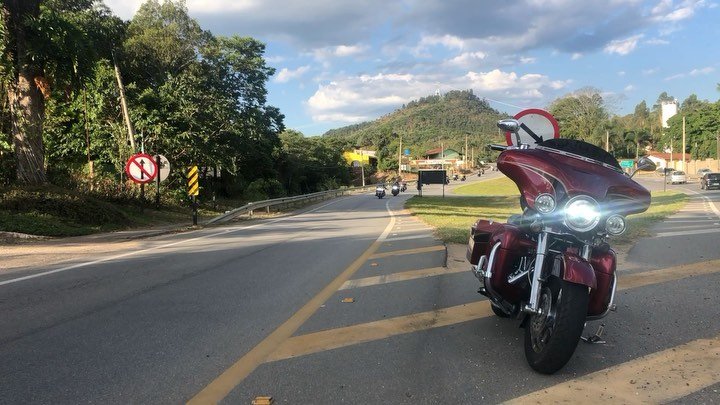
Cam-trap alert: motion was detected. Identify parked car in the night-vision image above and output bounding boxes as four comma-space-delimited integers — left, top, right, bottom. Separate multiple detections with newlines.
700, 172, 720, 190
697, 168, 712, 177
668, 170, 687, 184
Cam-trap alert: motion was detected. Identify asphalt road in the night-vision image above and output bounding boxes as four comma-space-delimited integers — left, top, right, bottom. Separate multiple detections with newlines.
2, 176, 720, 404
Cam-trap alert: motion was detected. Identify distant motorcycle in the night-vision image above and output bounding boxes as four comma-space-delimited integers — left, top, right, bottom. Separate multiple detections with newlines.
400, 182, 407, 192
391, 184, 400, 196
375, 186, 386, 199
461, 175, 466, 181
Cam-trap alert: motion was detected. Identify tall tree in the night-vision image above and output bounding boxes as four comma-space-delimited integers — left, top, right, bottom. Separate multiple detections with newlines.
2, 0, 47, 184
548, 87, 609, 145
1, 0, 121, 184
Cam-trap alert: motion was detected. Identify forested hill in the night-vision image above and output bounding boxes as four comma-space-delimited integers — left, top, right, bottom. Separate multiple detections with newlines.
322, 90, 509, 168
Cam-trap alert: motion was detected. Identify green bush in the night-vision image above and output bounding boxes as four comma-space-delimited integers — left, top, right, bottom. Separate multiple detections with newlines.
243, 178, 286, 201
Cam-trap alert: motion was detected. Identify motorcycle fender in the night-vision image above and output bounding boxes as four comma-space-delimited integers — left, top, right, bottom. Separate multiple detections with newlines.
557, 252, 597, 289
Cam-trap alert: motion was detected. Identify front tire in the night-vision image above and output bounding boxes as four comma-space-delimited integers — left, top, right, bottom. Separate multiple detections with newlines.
524, 277, 589, 374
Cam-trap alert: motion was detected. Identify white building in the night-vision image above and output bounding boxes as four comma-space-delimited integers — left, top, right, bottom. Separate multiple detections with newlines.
661, 100, 678, 128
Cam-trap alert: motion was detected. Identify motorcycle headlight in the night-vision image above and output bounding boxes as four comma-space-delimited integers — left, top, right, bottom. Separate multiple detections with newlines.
605, 214, 626, 235
564, 196, 601, 232
534, 193, 556, 214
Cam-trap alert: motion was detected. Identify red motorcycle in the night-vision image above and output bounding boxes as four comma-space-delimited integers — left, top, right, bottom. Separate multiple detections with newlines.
466, 119, 656, 373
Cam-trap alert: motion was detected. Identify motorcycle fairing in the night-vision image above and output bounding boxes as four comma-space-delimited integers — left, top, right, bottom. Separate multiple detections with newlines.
498, 147, 651, 216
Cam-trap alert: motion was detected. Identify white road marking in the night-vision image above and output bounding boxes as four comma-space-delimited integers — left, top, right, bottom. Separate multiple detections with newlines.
0, 196, 365, 287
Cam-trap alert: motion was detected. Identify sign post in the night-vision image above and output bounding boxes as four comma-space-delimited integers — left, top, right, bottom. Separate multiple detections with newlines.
125, 153, 158, 209
187, 166, 199, 225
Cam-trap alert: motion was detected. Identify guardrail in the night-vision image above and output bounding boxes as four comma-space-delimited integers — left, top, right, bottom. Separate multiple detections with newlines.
206, 182, 415, 225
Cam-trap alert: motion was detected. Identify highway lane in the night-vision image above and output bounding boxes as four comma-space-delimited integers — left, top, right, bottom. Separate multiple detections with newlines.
0, 193, 406, 404
3, 177, 720, 404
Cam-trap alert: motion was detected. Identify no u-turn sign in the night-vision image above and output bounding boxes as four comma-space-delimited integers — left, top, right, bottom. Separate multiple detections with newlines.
125, 153, 158, 184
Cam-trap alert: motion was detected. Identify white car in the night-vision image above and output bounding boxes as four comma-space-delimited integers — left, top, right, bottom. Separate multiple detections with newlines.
669, 171, 687, 184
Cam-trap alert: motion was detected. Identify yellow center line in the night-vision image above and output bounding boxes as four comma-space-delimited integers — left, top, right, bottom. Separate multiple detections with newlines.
265, 301, 493, 362
619, 258, 720, 291
265, 258, 720, 366
187, 203, 397, 404
339, 266, 464, 290
369, 245, 445, 259
506, 333, 720, 404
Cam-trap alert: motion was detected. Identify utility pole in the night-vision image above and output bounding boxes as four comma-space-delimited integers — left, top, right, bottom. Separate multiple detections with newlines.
397, 132, 402, 178
112, 50, 136, 151
682, 116, 686, 171
360, 150, 365, 187
465, 134, 469, 171
605, 130, 609, 152
670, 137, 674, 169
441, 142, 444, 172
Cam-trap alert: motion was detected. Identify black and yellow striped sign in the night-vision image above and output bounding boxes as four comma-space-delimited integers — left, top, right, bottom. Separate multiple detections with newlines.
187, 166, 199, 196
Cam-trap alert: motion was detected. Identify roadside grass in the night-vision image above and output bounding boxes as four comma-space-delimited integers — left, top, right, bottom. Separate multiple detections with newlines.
405, 191, 688, 247
453, 177, 520, 196
0, 185, 214, 237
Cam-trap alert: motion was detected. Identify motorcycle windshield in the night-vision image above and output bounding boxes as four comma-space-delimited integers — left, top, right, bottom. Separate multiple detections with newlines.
497, 139, 651, 216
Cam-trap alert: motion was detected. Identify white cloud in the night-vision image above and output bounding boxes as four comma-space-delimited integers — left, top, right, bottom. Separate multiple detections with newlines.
650, 0, 712, 23
307, 68, 570, 123
624, 84, 635, 91
571, 53, 583, 60
642, 68, 659, 75
690, 66, 715, 75
419, 34, 466, 50
664, 66, 715, 81
445, 51, 487, 68
604, 35, 643, 55
274, 65, 311, 83
186, 0, 256, 13
645, 38, 670, 45
618, 71, 626, 76
520, 56, 537, 64
311, 44, 369, 62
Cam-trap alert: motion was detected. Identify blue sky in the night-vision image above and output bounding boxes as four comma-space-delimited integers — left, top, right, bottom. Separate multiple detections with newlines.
107, 0, 720, 136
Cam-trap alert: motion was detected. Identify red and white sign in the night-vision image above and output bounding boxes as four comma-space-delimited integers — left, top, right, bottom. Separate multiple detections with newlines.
125, 153, 158, 184
505, 108, 560, 148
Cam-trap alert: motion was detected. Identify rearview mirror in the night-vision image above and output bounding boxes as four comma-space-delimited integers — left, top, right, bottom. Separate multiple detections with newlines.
629, 156, 656, 178
497, 119, 520, 134
636, 156, 656, 172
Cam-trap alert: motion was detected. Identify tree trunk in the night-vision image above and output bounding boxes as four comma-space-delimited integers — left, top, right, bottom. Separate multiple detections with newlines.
7, 70, 47, 184
4, 0, 47, 184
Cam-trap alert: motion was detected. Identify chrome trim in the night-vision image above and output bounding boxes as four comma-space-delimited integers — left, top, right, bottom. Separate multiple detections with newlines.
484, 242, 503, 300
525, 232, 549, 314
587, 273, 618, 320
581, 244, 591, 261
472, 255, 488, 280
535, 145, 624, 174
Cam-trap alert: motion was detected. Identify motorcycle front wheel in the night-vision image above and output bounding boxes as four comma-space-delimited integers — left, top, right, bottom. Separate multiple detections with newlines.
524, 277, 588, 374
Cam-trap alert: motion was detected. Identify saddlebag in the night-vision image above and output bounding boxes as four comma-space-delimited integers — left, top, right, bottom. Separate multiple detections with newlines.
466, 220, 504, 265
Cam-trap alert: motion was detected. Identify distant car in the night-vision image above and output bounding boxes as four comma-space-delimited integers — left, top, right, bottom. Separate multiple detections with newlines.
700, 173, 720, 190
657, 167, 674, 176
668, 171, 687, 184
697, 168, 712, 177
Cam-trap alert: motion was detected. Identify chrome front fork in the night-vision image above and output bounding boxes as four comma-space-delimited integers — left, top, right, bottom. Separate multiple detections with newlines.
524, 232, 549, 315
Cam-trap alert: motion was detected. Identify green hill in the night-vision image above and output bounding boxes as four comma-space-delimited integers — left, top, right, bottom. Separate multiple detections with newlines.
323, 90, 509, 169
